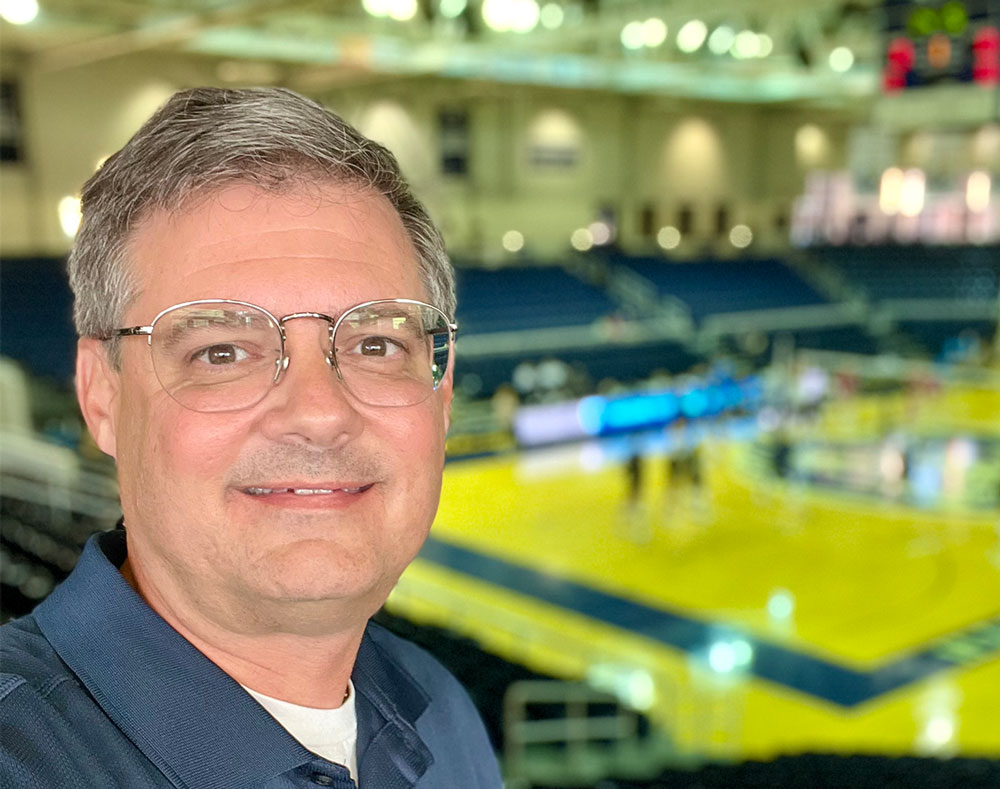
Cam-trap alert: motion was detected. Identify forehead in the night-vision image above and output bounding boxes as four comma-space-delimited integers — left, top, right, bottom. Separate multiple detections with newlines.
125, 182, 426, 316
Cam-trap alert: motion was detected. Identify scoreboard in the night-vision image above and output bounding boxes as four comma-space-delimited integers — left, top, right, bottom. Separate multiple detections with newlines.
883, 0, 1000, 90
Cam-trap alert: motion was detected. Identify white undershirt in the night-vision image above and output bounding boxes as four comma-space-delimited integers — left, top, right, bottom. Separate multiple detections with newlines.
242, 680, 359, 782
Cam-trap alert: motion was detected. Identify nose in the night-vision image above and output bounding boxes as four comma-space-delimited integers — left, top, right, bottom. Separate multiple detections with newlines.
256, 321, 363, 450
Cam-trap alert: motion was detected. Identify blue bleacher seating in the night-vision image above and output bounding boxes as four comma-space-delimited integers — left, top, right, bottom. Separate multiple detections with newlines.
613, 256, 827, 320
456, 265, 618, 335
816, 245, 1000, 302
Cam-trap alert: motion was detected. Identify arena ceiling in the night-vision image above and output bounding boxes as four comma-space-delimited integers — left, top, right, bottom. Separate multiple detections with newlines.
2, 0, 883, 103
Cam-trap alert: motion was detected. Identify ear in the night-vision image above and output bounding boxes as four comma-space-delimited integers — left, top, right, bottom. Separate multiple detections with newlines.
76, 338, 120, 458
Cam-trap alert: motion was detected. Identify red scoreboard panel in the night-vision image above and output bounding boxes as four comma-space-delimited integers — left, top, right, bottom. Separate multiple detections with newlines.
883, 0, 1000, 91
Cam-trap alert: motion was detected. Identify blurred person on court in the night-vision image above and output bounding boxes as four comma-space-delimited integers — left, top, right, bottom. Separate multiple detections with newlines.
0, 87, 502, 788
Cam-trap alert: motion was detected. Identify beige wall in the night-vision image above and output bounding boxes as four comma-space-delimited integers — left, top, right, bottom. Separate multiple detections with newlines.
0, 51, 854, 260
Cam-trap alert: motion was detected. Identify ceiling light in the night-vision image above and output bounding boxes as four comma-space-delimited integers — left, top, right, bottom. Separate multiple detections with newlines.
439, 0, 467, 19
570, 228, 593, 251
388, 0, 418, 21
510, 0, 540, 33
757, 33, 774, 57
731, 29, 760, 59
58, 196, 82, 238
642, 18, 667, 48
899, 169, 926, 217
588, 221, 612, 245
729, 224, 753, 248
676, 20, 708, 53
483, 0, 539, 33
657, 226, 681, 250
0, 0, 38, 25
966, 171, 991, 213
363, 0, 391, 17
621, 20, 645, 50
482, 0, 513, 31
708, 25, 735, 55
502, 230, 525, 252
879, 167, 904, 215
539, 2, 563, 29
829, 46, 855, 72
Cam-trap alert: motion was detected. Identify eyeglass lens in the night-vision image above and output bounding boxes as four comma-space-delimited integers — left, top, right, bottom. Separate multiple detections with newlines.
148, 301, 451, 412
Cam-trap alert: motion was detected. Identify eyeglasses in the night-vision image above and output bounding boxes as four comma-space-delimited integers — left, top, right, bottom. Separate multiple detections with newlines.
102, 298, 457, 412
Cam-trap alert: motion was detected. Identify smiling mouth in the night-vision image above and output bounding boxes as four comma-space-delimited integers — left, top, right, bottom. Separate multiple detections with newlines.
243, 484, 375, 496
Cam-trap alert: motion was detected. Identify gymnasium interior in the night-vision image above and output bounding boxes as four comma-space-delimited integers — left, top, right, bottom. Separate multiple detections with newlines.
1, 0, 998, 785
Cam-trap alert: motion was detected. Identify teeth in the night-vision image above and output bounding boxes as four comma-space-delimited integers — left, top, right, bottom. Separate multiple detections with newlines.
244, 486, 367, 495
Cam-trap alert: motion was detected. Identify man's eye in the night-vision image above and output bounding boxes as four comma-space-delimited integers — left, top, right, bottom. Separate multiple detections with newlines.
192, 344, 249, 365
359, 336, 404, 357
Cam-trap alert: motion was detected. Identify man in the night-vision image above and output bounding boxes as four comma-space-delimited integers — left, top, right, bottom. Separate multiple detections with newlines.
1, 87, 502, 788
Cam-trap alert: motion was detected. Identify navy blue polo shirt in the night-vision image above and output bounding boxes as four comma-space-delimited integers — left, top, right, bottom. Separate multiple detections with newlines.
0, 530, 502, 788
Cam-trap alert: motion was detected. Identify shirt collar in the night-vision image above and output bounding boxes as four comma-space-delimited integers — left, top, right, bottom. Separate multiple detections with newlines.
352, 628, 433, 786
33, 529, 429, 789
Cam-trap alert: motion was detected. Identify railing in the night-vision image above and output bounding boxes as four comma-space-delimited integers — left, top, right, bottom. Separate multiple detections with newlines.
1, 430, 119, 618
503, 679, 670, 789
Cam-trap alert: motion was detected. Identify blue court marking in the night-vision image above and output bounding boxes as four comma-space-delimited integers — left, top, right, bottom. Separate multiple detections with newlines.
418, 536, 1000, 708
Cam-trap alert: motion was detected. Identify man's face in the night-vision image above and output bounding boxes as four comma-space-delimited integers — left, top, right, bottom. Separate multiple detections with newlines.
78, 183, 452, 630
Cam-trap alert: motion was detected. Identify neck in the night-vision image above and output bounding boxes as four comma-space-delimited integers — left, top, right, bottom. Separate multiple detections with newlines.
120, 556, 366, 708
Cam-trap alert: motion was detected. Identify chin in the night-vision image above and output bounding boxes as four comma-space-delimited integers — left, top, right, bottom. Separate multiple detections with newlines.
248, 539, 392, 603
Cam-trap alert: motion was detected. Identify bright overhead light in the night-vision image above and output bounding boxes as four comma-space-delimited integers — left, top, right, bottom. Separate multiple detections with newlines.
439, 0, 467, 19
363, 0, 391, 17
966, 171, 991, 213
539, 2, 563, 29
502, 230, 525, 252
621, 20, 645, 50
829, 46, 855, 72
757, 33, 774, 57
657, 226, 681, 250
729, 224, 753, 248
0, 0, 38, 25
899, 168, 926, 217
483, 0, 539, 33
510, 0, 540, 33
731, 29, 760, 59
879, 167, 904, 214
388, 0, 418, 21
676, 20, 708, 53
570, 228, 593, 251
588, 220, 612, 245
707, 25, 735, 55
642, 18, 667, 48
58, 196, 82, 239
482, 0, 512, 31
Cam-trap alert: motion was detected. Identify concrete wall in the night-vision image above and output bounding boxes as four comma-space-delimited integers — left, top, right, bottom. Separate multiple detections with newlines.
0, 51, 855, 260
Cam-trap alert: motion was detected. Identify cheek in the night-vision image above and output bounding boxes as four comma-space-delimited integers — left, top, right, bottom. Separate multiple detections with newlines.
116, 392, 250, 512
383, 403, 447, 509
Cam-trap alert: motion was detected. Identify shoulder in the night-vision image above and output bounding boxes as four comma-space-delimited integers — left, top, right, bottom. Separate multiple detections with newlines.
0, 617, 93, 783
0, 615, 74, 701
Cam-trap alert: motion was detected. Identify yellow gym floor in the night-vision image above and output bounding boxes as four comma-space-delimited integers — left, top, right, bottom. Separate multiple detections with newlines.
387, 385, 1000, 760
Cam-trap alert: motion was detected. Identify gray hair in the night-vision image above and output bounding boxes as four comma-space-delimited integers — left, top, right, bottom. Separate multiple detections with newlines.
68, 86, 455, 347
